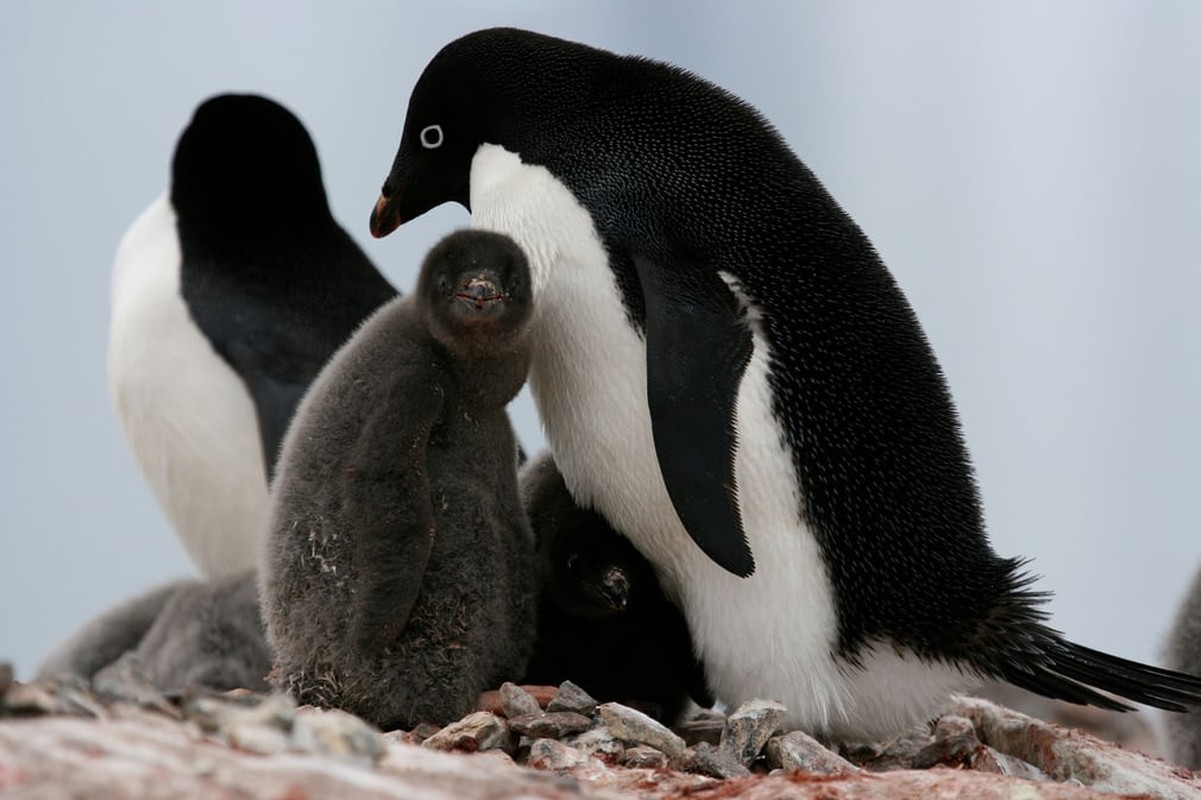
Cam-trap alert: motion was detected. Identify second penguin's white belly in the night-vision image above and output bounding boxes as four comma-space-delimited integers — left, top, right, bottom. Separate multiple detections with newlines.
108, 193, 268, 579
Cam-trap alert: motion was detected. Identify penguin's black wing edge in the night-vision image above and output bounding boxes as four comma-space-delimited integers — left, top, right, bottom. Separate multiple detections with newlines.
633, 254, 755, 577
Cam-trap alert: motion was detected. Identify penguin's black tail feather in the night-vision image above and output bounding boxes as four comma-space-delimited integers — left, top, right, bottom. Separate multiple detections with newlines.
998, 638, 1201, 713
968, 560, 1201, 712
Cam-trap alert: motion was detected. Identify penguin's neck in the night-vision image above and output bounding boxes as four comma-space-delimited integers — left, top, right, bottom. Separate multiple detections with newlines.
439, 337, 529, 411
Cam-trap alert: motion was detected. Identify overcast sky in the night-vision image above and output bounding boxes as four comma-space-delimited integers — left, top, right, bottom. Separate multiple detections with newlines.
3, 1, 1201, 688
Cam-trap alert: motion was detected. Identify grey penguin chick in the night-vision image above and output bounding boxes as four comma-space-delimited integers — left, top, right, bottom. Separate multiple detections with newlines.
36, 580, 189, 681
35, 572, 271, 693
1163, 565, 1201, 768
369, 27, 1201, 740
111, 571, 271, 693
261, 228, 537, 731
109, 93, 397, 579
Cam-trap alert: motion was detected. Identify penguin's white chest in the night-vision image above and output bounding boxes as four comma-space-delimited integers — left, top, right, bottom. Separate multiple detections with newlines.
108, 193, 267, 578
468, 145, 972, 738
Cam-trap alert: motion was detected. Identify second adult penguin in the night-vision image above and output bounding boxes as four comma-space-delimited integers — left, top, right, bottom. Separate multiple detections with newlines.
261, 229, 537, 730
110, 93, 397, 578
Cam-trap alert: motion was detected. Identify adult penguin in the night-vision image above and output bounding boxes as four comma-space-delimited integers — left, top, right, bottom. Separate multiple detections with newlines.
368, 28, 1201, 740
110, 93, 397, 577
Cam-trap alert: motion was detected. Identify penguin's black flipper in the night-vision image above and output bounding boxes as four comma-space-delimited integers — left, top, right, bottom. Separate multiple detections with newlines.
216, 313, 326, 482
633, 255, 754, 577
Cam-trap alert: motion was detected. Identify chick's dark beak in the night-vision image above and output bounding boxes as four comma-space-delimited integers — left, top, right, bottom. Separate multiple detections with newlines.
369, 193, 402, 238
600, 567, 630, 611
454, 276, 504, 311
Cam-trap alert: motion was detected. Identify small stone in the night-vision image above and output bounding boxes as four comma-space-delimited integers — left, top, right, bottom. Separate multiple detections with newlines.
547, 680, 598, 715
292, 706, 384, 765
567, 727, 625, 763
227, 723, 291, 755
684, 741, 752, 779
969, 744, 1049, 781
184, 696, 230, 733
526, 737, 602, 770
508, 711, 592, 739
914, 732, 980, 769
933, 714, 976, 739
421, 711, 510, 753
719, 698, 786, 765
597, 702, 686, 759
2, 682, 62, 716
222, 694, 299, 755
622, 744, 668, 769
385, 721, 443, 747
765, 731, 859, 774
498, 682, 543, 719
240, 692, 298, 732
92, 654, 176, 715
844, 732, 931, 772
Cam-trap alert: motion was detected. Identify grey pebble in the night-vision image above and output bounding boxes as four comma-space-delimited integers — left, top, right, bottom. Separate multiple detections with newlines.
92, 653, 177, 716
227, 723, 291, 755
508, 711, 593, 739
683, 741, 752, 779
622, 744, 668, 769
765, 730, 859, 774
526, 737, 603, 770
843, 732, 930, 772
970, 745, 1049, 781
913, 732, 980, 769
15, 676, 107, 720
498, 682, 542, 719
719, 697, 785, 765
547, 680, 598, 715
933, 714, 977, 739
597, 701, 686, 759
566, 726, 625, 763
220, 693, 299, 755
421, 711, 510, 753
292, 707, 384, 765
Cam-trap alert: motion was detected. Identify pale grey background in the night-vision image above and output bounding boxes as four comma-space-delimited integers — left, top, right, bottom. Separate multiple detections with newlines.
3, 2, 1200, 683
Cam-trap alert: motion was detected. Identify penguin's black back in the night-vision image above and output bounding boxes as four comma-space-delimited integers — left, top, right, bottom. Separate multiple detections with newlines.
172, 94, 398, 476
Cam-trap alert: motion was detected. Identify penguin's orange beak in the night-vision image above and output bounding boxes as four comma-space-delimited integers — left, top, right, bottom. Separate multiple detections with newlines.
369, 194, 402, 238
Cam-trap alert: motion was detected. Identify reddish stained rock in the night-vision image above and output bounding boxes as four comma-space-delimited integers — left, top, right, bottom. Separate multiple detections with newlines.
952, 696, 1200, 800
476, 685, 557, 716
420, 711, 511, 753
508, 711, 593, 739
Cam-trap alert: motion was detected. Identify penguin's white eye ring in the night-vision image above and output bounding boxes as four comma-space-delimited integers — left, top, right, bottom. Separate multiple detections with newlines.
420, 124, 444, 149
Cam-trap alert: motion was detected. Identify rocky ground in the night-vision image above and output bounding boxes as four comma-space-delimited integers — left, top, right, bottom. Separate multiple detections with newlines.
1, 661, 1198, 799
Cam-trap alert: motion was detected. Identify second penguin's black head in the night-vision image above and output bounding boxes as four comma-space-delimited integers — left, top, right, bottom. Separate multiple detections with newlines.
416, 229, 533, 352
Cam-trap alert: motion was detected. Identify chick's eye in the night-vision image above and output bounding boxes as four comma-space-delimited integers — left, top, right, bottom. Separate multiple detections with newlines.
420, 124, 444, 149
